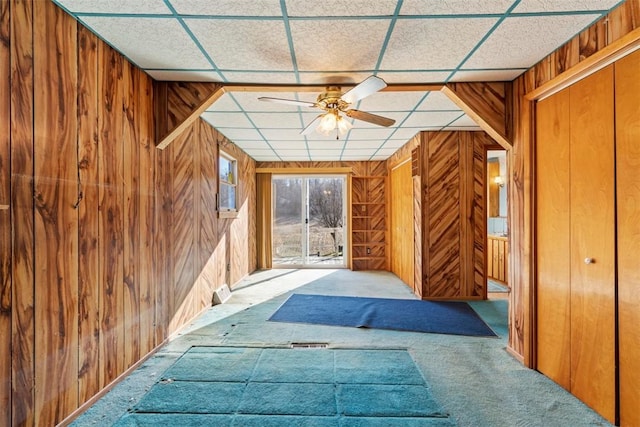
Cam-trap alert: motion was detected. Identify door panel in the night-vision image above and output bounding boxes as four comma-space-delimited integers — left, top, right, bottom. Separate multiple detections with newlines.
272, 177, 304, 264
536, 89, 571, 390
616, 49, 640, 427
390, 161, 414, 288
569, 65, 616, 423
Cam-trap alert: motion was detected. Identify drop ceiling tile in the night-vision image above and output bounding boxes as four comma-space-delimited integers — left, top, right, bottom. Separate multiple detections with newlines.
274, 149, 310, 156
267, 141, 308, 150
206, 94, 242, 113
233, 141, 273, 149
307, 140, 346, 150
402, 111, 464, 128
80, 17, 211, 69
145, 70, 222, 82
54, 0, 170, 14
370, 154, 392, 160
357, 91, 427, 112
376, 71, 452, 84
513, 0, 621, 13
200, 112, 254, 128
383, 139, 414, 149
277, 155, 312, 160
186, 19, 294, 71
251, 154, 279, 161
247, 112, 303, 129
450, 69, 525, 82
464, 14, 600, 69
169, 0, 282, 15
242, 148, 276, 156
260, 129, 307, 141
449, 114, 478, 127
343, 140, 386, 150
389, 128, 420, 140
214, 128, 264, 141
346, 128, 396, 140
400, 0, 513, 15
286, 0, 398, 16
415, 91, 461, 111
298, 72, 373, 85
221, 72, 298, 84
379, 18, 498, 70
230, 92, 306, 112
291, 19, 389, 71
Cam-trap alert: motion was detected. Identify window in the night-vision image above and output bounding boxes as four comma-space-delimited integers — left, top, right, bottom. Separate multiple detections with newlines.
219, 151, 237, 216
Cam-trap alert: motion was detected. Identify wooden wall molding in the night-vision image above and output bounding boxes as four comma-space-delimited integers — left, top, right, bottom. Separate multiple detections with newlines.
155, 82, 223, 150
441, 83, 511, 149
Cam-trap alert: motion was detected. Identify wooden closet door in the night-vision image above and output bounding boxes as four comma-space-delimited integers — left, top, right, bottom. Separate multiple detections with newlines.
536, 88, 571, 390
390, 160, 414, 288
569, 65, 616, 423
616, 49, 640, 427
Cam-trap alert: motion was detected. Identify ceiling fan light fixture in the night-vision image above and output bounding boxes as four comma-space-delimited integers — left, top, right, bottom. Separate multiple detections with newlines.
336, 115, 352, 135
317, 111, 338, 135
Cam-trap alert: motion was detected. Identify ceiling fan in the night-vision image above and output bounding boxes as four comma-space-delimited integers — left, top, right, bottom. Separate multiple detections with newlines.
258, 75, 396, 138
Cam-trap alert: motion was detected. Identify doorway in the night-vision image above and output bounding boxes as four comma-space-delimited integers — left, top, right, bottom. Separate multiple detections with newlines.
486, 150, 510, 298
271, 175, 347, 267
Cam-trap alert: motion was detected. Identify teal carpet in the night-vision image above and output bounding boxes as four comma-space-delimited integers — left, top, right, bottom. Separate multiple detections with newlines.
117, 346, 454, 426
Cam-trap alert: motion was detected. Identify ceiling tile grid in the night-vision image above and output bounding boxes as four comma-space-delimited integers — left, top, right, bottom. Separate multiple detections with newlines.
53, 0, 626, 161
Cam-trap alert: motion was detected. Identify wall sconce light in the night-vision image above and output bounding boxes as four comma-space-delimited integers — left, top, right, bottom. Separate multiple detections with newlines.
494, 176, 505, 187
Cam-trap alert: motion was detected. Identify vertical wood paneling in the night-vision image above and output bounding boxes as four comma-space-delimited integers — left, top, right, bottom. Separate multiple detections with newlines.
98, 42, 125, 388
10, 0, 36, 424
33, 1, 79, 423
616, 48, 640, 427
76, 24, 100, 404
137, 68, 155, 356
154, 139, 172, 345
459, 133, 473, 297
535, 88, 571, 390
569, 66, 615, 423
0, 2, 11, 425
123, 62, 141, 368
390, 161, 413, 288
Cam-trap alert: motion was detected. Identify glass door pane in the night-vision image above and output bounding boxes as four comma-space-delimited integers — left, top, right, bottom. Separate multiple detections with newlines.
307, 177, 345, 266
272, 175, 346, 267
272, 177, 304, 265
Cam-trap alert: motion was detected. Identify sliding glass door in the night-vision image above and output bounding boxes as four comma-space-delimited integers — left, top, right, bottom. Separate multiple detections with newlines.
272, 175, 346, 267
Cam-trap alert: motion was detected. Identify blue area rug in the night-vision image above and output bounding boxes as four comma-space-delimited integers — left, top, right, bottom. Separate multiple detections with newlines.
268, 294, 497, 337
117, 347, 455, 426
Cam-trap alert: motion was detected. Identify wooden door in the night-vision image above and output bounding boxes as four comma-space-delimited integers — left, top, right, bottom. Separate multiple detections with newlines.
390, 160, 414, 288
569, 65, 616, 423
616, 48, 640, 427
536, 87, 571, 390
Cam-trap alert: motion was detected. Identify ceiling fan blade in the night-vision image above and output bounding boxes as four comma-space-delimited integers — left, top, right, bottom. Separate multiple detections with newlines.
345, 109, 395, 127
340, 75, 387, 104
301, 114, 324, 135
258, 97, 317, 108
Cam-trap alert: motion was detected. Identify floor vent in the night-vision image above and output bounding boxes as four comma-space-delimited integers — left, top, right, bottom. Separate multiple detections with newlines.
213, 284, 231, 305
290, 343, 329, 349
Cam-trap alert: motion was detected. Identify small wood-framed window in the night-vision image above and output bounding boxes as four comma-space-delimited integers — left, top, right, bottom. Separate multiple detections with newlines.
219, 151, 238, 218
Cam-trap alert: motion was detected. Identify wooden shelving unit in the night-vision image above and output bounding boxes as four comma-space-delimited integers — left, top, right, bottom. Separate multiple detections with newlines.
351, 176, 386, 271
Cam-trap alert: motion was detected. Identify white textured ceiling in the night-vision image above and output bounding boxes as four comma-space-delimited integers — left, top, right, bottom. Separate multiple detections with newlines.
54, 0, 623, 161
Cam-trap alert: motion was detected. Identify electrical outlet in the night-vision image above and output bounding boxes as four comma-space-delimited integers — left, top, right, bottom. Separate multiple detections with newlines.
226, 263, 230, 272
366, 247, 371, 255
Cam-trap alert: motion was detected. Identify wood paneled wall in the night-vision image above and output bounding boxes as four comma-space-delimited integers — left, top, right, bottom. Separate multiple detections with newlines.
1, 1, 256, 425
388, 132, 491, 300
508, 0, 640, 363
418, 131, 489, 300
